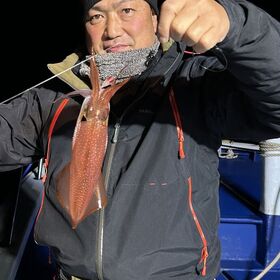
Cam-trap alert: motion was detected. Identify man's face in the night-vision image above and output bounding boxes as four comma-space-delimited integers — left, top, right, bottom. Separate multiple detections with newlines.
85, 0, 158, 54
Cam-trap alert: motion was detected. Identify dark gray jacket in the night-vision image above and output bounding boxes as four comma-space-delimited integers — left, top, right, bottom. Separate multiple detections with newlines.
0, 0, 280, 279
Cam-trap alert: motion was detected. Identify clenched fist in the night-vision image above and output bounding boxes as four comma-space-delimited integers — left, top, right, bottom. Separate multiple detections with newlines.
158, 0, 230, 53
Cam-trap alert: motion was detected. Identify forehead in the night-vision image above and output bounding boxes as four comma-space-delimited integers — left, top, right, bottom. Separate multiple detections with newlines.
91, 0, 145, 9
93, 0, 138, 5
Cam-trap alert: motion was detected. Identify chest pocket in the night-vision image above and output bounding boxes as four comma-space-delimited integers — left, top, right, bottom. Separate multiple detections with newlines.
108, 88, 188, 193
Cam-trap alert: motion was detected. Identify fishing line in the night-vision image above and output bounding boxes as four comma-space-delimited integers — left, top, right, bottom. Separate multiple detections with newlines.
0, 55, 94, 105
184, 45, 228, 72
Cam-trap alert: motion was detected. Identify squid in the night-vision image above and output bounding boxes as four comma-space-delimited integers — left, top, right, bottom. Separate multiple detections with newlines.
56, 58, 129, 229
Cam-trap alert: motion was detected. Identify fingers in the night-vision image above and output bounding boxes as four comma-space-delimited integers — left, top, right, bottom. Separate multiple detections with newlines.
157, 1, 179, 43
182, 17, 220, 53
157, 0, 230, 53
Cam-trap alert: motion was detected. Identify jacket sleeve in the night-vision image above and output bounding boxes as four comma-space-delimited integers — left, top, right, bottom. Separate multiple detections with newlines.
0, 88, 60, 171
207, 0, 280, 141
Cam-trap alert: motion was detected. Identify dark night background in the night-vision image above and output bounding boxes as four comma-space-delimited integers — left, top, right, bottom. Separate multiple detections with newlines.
1, 0, 279, 100
1, 0, 279, 101
0, 0, 85, 247
0, 0, 279, 277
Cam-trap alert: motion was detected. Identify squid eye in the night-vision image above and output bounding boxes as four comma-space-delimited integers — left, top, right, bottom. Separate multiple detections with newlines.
96, 108, 109, 122
85, 106, 95, 120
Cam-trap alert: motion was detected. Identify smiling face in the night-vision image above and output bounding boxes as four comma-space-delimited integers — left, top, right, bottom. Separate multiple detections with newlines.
85, 0, 158, 54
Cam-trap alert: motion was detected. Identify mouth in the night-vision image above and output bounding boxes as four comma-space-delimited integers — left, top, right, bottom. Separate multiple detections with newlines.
105, 44, 131, 53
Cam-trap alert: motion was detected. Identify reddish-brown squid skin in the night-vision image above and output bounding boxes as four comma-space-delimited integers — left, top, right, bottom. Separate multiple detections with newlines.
56, 59, 129, 229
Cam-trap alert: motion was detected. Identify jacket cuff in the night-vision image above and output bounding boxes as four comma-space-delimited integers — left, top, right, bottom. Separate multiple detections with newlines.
215, 0, 247, 51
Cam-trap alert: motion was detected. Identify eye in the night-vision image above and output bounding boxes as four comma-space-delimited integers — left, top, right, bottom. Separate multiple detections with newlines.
121, 8, 135, 16
88, 14, 104, 25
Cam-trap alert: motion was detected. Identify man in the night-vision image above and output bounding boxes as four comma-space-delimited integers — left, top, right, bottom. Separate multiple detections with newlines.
0, 0, 279, 279
84, 0, 229, 54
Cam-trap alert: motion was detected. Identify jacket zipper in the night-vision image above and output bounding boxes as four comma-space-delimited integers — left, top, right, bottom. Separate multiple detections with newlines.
94, 50, 184, 279
187, 177, 209, 276
94, 74, 156, 279
96, 123, 120, 280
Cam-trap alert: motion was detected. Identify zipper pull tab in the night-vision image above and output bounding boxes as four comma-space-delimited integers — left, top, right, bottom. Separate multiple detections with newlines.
112, 123, 120, 143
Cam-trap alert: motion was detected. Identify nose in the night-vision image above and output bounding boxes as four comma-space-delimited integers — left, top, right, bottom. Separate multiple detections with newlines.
104, 14, 123, 39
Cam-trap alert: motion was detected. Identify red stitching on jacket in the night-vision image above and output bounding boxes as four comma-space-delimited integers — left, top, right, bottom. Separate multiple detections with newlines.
35, 188, 45, 225
187, 176, 209, 276
42, 98, 70, 183
168, 89, 185, 159
36, 98, 70, 232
